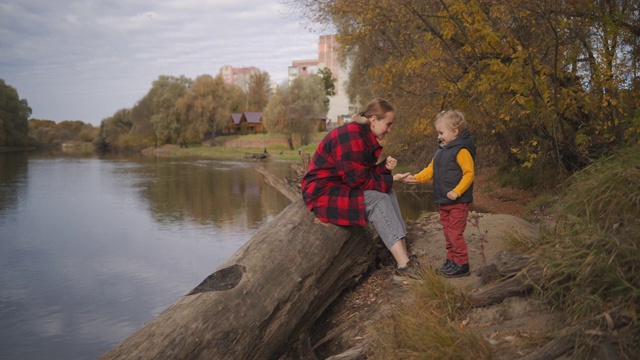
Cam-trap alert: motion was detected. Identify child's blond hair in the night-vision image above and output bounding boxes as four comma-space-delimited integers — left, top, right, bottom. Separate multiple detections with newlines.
434, 110, 467, 133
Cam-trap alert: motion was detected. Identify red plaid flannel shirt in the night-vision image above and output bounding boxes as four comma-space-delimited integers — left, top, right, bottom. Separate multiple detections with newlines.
301, 122, 393, 226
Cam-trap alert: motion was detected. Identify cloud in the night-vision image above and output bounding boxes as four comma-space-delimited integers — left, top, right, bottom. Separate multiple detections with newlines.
0, 0, 322, 125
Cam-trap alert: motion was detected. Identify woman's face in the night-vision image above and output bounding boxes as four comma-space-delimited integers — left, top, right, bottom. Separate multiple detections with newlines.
436, 121, 458, 147
371, 112, 395, 140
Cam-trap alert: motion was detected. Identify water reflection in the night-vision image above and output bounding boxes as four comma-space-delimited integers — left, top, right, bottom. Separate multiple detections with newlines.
0, 152, 28, 219
395, 187, 437, 220
0, 154, 293, 360
126, 158, 293, 229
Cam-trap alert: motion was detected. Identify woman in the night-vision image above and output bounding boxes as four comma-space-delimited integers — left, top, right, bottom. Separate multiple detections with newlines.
301, 98, 419, 275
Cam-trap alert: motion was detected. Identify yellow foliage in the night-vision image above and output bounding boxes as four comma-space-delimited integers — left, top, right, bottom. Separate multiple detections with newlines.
301, 0, 640, 173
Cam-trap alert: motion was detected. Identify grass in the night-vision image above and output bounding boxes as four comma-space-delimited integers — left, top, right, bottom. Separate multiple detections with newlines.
534, 146, 639, 312
527, 145, 640, 357
154, 132, 327, 161
366, 270, 492, 360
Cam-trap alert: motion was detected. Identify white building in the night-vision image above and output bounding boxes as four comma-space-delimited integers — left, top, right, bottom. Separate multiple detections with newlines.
289, 34, 354, 128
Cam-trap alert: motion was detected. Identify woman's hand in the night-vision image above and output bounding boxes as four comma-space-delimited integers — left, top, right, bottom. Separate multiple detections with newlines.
393, 172, 417, 183
385, 156, 397, 171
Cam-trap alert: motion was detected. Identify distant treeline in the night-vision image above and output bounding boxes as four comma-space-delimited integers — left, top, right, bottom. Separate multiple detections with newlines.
29, 119, 98, 149
93, 71, 331, 153
0, 79, 30, 147
0, 79, 98, 149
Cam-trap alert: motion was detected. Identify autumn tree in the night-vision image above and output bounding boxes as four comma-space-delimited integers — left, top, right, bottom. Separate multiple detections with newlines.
128, 94, 158, 148
289, 75, 329, 145
291, 0, 640, 180
28, 120, 97, 147
28, 119, 57, 146
94, 108, 133, 151
0, 79, 31, 147
144, 75, 191, 145
246, 71, 271, 112
175, 74, 244, 146
263, 86, 290, 147
263, 76, 328, 149
318, 67, 336, 107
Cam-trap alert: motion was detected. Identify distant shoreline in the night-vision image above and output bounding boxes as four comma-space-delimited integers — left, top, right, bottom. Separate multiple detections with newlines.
0, 146, 36, 153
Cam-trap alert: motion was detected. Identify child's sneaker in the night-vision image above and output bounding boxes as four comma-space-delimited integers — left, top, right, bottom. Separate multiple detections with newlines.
437, 259, 454, 274
440, 262, 470, 278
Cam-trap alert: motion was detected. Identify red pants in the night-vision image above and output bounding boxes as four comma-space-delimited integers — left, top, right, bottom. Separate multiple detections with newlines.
438, 202, 469, 265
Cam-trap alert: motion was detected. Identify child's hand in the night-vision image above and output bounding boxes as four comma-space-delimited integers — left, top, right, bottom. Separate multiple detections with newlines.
394, 173, 419, 184
447, 191, 459, 200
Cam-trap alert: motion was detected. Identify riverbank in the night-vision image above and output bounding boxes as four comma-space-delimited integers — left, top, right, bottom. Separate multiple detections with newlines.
142, 133, 328, 162
0, 146, 36, 153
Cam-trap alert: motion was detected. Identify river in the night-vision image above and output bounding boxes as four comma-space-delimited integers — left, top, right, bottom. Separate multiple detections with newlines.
0, 152, 433, 359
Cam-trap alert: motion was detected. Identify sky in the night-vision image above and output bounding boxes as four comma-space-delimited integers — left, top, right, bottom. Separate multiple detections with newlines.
0, 0, 325, 126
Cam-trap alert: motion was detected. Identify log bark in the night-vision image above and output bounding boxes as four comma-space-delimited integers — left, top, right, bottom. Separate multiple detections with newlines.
469, 250, 542, 307
517, 333, 576, 360
493, 250, 533, 276
101, 198, 377, 360
255, 165, 301, 202
324, 346, 366, 360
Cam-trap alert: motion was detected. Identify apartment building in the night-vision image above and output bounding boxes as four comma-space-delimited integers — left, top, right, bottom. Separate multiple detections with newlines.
289, 34, 354, 127
219, 65, 260, 92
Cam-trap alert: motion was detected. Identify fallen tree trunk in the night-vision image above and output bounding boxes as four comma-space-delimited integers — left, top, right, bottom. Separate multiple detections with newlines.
255, 164, 301, 202
469, 250, 543, 307
102, 198, 376, 360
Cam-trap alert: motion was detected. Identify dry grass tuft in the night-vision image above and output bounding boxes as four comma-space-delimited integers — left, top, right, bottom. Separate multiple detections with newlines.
366, 270, 492, 359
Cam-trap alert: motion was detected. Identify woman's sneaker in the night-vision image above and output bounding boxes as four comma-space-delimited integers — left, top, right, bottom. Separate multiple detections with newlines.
440, 262, 470, 278
395, 259, 422, 278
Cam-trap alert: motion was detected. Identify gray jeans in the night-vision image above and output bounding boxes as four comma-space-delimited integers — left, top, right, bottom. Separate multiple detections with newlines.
364, 189, 407, 249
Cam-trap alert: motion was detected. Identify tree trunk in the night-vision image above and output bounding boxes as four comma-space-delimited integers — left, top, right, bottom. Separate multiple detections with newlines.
255, 165, 301, 202
101, 198, 377, 360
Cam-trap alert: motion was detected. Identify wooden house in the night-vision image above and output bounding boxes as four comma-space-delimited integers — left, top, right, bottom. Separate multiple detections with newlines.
227, 113, 243, 134
225, 112, 264, 134
241, 112, 264, 134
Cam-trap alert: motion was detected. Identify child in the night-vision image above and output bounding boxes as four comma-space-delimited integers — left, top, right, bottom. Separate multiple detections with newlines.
406, 110, 476, 277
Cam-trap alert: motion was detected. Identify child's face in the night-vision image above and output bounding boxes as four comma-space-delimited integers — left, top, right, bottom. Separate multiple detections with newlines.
436, 121, 459, 147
